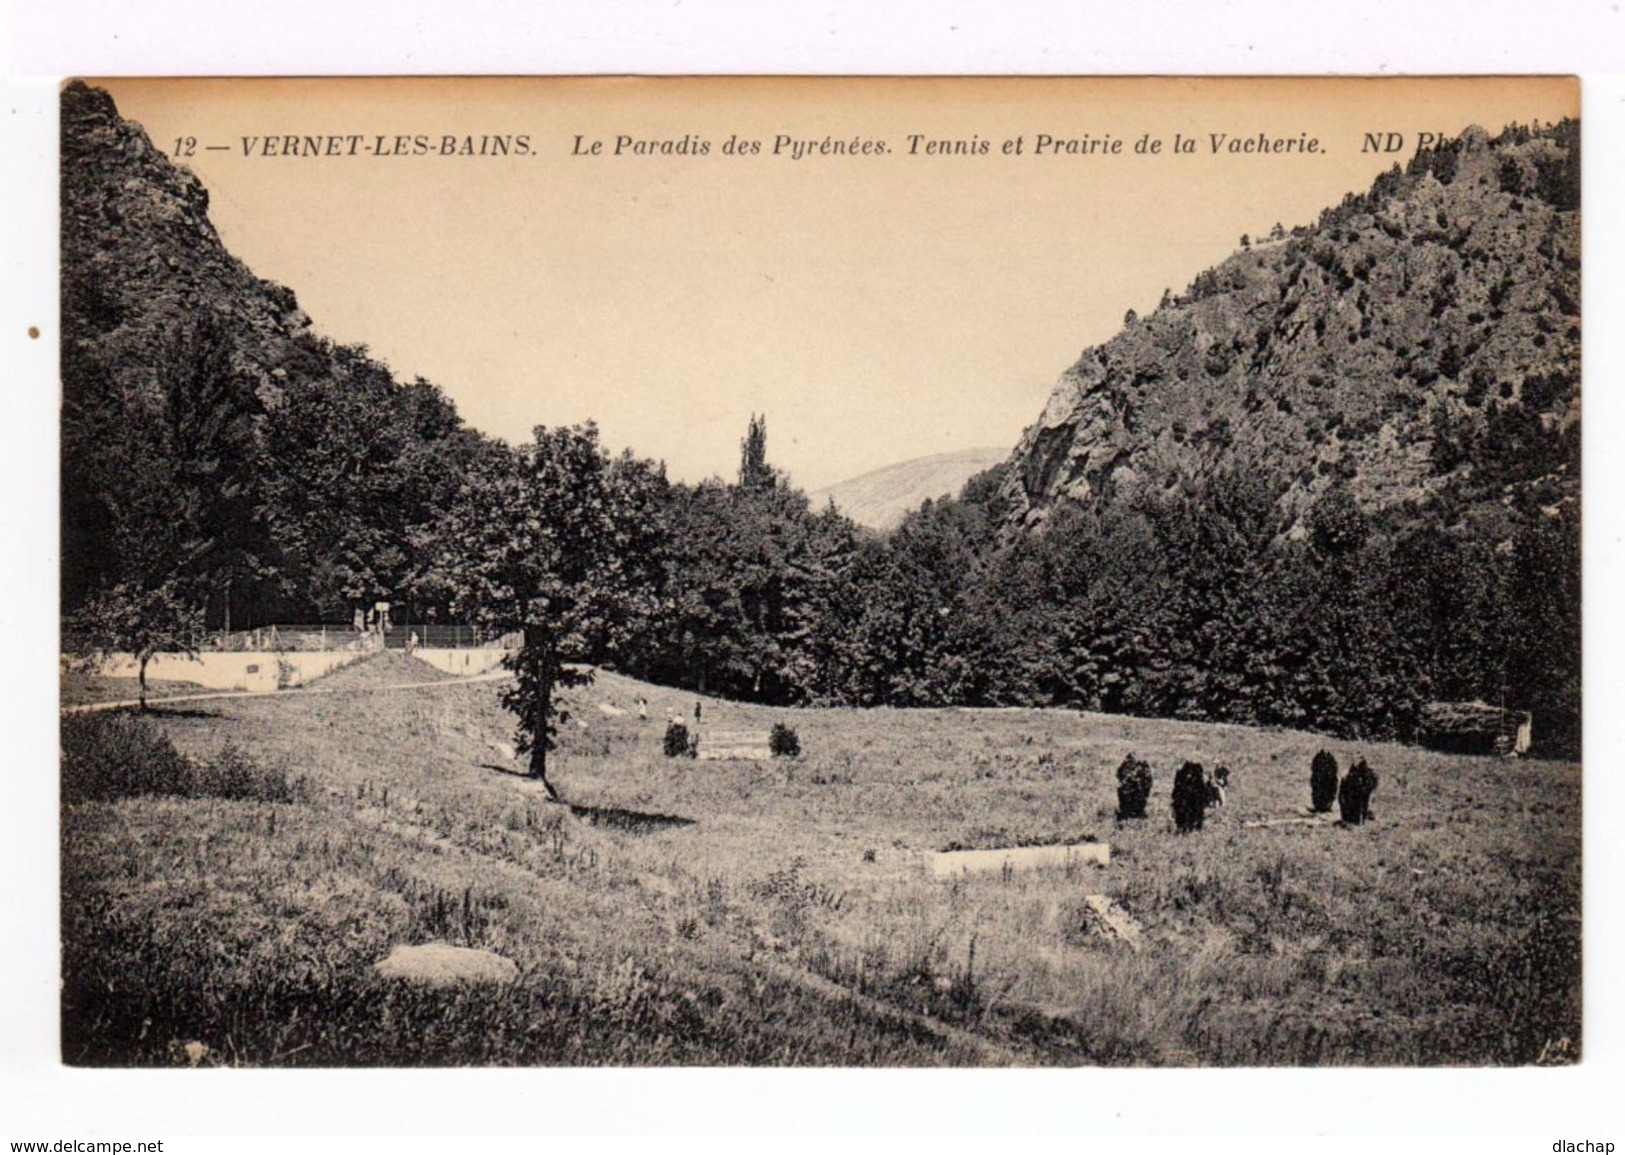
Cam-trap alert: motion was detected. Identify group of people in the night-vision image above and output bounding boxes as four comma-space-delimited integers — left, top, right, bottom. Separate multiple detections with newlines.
662, 700, 703, 726
1170, 761, 1231, 832
1113, 754, 1231, 831
1311, 749, 1379, 825
1116, 749, 1378, 830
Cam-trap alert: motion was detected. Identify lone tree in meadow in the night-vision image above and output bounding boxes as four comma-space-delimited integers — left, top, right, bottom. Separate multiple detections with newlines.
70, 580, 206, 711
429, 423, 667, 800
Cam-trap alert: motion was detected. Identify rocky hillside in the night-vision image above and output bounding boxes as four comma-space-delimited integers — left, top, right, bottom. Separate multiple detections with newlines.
60, 81, 321, 405
808, 447, 1009, 531
1000, 122, 1580, 541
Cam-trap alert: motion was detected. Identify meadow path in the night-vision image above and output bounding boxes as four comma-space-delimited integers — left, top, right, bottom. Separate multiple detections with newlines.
60, 667, 513, 714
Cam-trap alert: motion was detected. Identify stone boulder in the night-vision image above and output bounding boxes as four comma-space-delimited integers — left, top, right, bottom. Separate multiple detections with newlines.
373, 942, 519, 987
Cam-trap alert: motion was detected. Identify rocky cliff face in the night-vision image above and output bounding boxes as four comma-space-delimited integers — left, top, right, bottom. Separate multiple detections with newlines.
1000, 122, 1580, 538
60, 81, 317, 404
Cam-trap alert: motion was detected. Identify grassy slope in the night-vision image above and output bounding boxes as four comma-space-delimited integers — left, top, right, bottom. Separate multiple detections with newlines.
61, 656, 1580, 1066
61, 670, 210, 707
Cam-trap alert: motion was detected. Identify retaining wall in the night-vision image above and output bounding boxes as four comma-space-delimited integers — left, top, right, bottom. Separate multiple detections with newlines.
99, 650, 367, 693
928, 842, 1112, 879
411, 648, 512, 677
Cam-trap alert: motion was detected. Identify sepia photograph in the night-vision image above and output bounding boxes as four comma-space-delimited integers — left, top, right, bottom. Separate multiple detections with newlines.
56, 75, 1581, 1069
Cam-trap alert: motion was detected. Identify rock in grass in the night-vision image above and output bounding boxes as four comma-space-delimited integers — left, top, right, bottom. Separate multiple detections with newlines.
1080, 894, 1144, 952
373, 942, 518, 986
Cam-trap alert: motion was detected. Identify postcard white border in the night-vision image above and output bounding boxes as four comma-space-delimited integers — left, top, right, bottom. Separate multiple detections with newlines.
4, 0, 1624, 1140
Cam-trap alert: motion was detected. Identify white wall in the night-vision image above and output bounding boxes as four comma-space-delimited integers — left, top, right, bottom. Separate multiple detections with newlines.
99, 650, 366, 693
411, 648, 512, 677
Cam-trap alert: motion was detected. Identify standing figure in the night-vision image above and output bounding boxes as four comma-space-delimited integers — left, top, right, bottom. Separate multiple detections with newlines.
1172, 761, 1209, 833
1115, 754, 1153, 821
1310, 749, 1339, 813
1338, 758, 1379, 825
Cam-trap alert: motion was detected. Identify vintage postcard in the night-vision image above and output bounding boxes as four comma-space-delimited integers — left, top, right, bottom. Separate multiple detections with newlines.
58, 76, 1580, 1068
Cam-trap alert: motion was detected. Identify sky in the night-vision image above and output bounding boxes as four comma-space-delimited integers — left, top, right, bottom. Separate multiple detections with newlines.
98, 77, 1577, 492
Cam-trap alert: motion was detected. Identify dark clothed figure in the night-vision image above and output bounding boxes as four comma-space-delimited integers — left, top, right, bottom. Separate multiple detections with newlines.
1310, 749, 1339, 813
1173, 761, 1209, 833
1338, 758, 1378, 825
1116, 754, 1153, 820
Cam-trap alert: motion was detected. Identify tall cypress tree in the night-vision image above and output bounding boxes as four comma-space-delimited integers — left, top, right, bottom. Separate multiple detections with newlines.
738, 413, 774, 492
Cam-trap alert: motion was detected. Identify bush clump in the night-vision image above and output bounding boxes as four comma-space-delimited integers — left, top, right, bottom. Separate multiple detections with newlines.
1338, 758, 1379, 825
194, 741, 304, 803
769, 723, 801, 758
61, 711, 302, 804
1310, 749, 1339, 813
1172, 761, 1208, 833
1115, 753, 1152, 820
663, 721, 695, 758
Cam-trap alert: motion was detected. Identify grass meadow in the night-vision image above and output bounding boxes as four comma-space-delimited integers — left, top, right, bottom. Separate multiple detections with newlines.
59, 653, 1580, 1066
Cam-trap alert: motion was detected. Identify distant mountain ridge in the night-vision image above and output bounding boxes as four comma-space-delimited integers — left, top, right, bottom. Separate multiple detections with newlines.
809, 447, 1010, 530
997, 121, 1580, 543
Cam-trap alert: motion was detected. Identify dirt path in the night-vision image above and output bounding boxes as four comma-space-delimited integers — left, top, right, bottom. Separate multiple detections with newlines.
60, 669, 514, 715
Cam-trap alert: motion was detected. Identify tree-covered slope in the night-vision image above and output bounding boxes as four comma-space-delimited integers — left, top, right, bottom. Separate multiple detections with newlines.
61, 82, 491, 627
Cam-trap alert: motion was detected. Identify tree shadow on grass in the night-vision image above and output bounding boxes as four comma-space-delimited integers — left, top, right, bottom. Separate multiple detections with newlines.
567, 803, 696, 834
475, 763, 695, 832
141, 705, 221, 719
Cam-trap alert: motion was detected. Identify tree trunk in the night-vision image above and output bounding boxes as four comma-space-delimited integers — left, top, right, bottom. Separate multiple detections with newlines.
138, 651, 151, 712
525, 628, 560, 801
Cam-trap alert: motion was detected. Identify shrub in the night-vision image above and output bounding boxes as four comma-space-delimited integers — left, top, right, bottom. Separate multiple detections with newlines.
1338, 759, 1378, 825
1115, 753, 1152, 820
61, 712, 303, 804
193, 741, 305, 803
1310, 749, 1339, 813
770, 723, 801, 758
61, 711, 192, 802
663, 721, 694, 758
